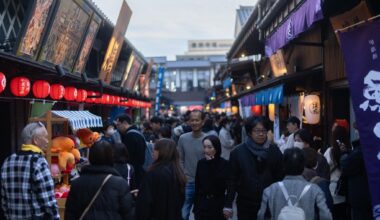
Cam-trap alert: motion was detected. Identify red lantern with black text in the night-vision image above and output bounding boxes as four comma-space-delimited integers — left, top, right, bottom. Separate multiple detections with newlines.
32, 80, 50, 98
64, 87, 77, 101
0, 72, 6, 93
10, 76, 30, 97
50, 84, 65, 100
76, 89, 87, 102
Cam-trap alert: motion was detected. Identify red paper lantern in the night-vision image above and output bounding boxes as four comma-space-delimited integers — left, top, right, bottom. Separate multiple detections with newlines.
101, 94, 110, 104
76, 89, 87, 102
85, 91, 96, 103
95, 93, 102, 104
109, 95, 115, 105
251, 105, 262, 116
0, 72, 6, 93
115, 96, 120, 105
32, 80, 50, 98
10, 76, 30, 97
64, 87, 77, 101
50, 84, 65, 100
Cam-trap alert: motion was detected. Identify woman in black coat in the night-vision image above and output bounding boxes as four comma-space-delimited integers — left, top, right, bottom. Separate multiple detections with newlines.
193, 135, 228, 220
136, 138, 187, 220
65, 141, 134, 220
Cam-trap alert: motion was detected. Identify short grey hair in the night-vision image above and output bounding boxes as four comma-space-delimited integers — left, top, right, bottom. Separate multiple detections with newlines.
21, 122, 46, 144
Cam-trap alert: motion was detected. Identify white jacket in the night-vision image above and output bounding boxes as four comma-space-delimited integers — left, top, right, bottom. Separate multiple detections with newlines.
219, 127, 235, 160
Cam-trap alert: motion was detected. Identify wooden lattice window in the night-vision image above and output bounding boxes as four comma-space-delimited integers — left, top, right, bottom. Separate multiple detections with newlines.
0, 0, 28, 52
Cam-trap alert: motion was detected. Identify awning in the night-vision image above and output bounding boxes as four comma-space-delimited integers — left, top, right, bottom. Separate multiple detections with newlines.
240, 85, 284, 106
51, 111, 103, 130
223, 77, 232, 89
265, 0, 324, 56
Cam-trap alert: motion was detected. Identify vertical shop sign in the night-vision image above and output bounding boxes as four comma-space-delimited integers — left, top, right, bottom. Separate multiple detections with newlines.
99, 0, 132, 83
154, 67, 165, 115
330, 1, 372, 44
339, 19, 380, 219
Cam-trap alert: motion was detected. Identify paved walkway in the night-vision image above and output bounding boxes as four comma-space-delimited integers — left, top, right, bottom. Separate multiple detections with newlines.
189, 202, 238, 220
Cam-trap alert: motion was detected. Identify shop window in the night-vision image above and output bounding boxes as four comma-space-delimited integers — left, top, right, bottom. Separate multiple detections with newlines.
180, 71, 194, 92
0, 0, 29, 52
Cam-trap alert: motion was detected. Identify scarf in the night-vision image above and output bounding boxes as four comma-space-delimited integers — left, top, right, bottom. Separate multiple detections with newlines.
245, 137, 270, 160
21, 144, 44, 155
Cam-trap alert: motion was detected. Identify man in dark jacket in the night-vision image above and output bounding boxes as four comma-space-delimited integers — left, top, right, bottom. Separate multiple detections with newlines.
224, 116, 283, 220
115, 114, 147, 186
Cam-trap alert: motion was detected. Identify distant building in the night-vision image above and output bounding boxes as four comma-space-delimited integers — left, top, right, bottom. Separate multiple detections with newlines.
148, 40, 232, 113
234, 6, 254, 38
184, 39, 233, 56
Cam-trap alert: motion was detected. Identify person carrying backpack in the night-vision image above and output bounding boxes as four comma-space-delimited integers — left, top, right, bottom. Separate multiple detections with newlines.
257, 148, 332, 220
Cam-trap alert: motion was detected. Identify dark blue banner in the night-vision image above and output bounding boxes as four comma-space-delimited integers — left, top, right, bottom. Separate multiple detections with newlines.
154, 67, 165, 115
339, 19, 380, 219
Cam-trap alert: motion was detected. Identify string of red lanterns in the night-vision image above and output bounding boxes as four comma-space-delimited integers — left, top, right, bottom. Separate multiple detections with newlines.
0, 75, 151, 108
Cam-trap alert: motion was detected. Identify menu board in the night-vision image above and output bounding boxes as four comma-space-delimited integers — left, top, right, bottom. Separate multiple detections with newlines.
39, 0, 91, 69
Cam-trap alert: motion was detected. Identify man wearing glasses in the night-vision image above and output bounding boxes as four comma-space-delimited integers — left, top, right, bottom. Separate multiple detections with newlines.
0, 122, 59, 220
224, 116, 283, 220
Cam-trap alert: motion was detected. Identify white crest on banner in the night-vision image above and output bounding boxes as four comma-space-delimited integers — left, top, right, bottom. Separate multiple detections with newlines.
374, 204, 380, 219
361, 70, 380, 111
360, 70, 380, 160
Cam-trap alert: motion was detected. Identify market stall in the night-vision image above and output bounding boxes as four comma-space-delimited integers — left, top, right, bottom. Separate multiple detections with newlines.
29, 110, 103, 219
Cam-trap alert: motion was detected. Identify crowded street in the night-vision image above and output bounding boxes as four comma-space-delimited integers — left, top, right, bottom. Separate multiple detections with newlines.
0, 0, 379, 219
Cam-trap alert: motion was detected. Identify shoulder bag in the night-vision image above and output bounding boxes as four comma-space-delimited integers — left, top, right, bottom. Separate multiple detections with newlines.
79, 174, 112, 220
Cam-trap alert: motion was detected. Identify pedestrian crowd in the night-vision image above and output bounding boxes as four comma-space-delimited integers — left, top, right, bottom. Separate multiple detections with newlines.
0, 110, 373, 220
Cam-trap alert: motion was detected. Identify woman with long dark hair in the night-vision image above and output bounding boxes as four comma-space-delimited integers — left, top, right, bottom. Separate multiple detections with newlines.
193, 135, 228, 220
323, 125, 350, 220
136, 138, 186, 220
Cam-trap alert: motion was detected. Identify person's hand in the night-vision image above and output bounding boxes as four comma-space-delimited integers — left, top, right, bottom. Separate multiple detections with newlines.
223, 209, 233, 219
130, 189, 139, 197
205, 154, 214, 160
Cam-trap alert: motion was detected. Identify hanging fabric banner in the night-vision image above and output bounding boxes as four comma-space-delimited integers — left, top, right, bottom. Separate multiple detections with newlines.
339, 19, 380, 219
265, 0, 323, 56
154, 67, 165, 115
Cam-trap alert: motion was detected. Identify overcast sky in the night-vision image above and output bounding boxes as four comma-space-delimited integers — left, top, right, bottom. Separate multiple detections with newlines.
92, 0, 256, 59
